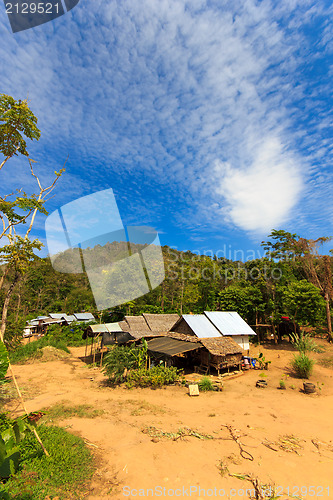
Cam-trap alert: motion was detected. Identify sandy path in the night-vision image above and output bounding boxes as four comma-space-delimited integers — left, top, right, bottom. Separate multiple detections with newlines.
5, 341, 333, 499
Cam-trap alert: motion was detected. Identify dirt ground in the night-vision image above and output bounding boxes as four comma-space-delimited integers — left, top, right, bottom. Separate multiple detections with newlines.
5, 340, 333, 500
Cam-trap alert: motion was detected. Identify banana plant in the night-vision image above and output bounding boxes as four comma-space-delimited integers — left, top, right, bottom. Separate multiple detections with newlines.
0, 342, 9, 385
0, 416, 35, 479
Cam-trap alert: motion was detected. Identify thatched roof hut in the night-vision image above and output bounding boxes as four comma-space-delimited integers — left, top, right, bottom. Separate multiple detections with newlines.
119, 314, 180, 340
122, 316, 151, 331
200, 337, 242, 356
142, 313, 180, 333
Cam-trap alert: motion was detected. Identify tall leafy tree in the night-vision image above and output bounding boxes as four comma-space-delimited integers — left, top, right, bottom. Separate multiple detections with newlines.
0, 94, 64, 341
262, 230, 332, 342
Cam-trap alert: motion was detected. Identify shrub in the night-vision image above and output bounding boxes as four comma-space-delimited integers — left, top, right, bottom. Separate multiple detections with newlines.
103, 342, 147, 383
126, 365, 180, 388
279, 379, 286, 390
47, 321, 93, 347
290, 332, 320, 353
291, 352, 314, 379
198, 376, 214, 392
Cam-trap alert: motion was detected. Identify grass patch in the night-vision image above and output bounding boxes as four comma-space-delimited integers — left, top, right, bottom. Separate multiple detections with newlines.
2, 424, 94, 499
198, 376, 214, 392
318, 356, 333, 369
291, 352, 314, 379
142, 425, 213, 441
40, 403, 104, 423
9, 338, 70, 364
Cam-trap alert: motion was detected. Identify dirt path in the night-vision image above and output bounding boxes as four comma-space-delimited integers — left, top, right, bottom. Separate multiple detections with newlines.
5, 341, 333, 499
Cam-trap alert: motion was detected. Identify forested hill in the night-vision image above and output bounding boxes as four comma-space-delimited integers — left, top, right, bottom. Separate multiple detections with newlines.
1, 232, 332, 341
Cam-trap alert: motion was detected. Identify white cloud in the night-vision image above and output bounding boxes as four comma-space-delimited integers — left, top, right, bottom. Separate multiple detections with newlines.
214, 136, 304, 233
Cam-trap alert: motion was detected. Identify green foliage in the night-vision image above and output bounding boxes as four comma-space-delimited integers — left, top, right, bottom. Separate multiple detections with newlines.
102, 343, 148, 383
0, 415, 35, 479
279, 375, 288, 389
257, 353, 271, 370
2, 424, 94, 499
261, 229, 299, 261
126, 365, 180, 388
198, 376, 214, 392
0, 414, 11, 435
0, 237, 42, 274
291, 352, 314, 379
47, 321, 91, 347
8, 337, 69, 364
0, 343, 9, 384
282, 280, 325, 326
290, 332, 320, 353
0, 94, 41, 158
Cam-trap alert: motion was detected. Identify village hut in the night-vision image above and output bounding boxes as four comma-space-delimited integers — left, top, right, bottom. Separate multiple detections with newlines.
145, 333, 242, 374
197, 337, 243, 374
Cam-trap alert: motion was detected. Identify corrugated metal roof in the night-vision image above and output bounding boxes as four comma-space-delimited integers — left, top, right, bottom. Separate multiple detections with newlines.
89, 323, 123, 333
146, 337, 200, 356
49, 313, 66, 319
62, 315, 76, 323
74, 313, 95, 321
204, 311, 256, 336
40, 318, 64, 325
182, 314, 222, 338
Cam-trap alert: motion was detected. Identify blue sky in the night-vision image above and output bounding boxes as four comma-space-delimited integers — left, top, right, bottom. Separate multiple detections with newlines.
1, 0, 333, 260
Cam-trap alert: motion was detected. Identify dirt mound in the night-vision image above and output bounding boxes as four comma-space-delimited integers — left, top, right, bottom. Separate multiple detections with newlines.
40, 346, 71, 361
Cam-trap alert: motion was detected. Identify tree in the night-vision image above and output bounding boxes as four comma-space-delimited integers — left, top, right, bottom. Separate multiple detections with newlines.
282, 280, 326, 326
262, 230, 333, 342
0, 93, 64, 341
0, 94, 40, 171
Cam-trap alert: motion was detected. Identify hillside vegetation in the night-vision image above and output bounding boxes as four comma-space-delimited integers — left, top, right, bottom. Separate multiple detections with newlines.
1, 229, 332, 346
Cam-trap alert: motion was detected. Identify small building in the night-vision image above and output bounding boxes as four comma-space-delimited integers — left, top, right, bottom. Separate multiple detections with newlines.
146, 333, 242, 374
83, 322, 130, 346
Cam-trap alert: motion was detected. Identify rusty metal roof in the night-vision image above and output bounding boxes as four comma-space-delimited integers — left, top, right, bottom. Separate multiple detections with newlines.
146, 337, 200, 356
